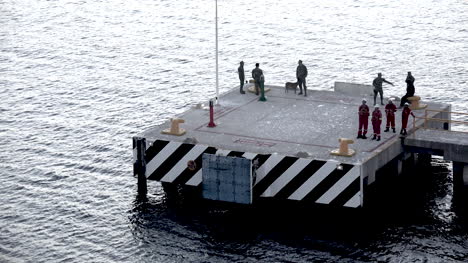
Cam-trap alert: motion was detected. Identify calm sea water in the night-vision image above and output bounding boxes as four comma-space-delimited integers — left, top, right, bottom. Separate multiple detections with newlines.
1, 0, 467, 262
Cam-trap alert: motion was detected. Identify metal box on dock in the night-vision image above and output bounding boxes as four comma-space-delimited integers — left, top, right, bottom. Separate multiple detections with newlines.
202, 154, 252, 204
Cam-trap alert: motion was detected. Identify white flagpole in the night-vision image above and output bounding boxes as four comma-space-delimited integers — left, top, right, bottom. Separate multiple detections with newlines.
215, 0, 219, 104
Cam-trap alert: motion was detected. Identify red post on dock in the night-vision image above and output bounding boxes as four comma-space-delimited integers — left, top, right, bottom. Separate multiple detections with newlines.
207, 100, 216, 127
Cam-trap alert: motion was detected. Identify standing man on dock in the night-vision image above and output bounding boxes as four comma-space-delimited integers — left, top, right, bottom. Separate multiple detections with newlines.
238, 61, 246, 94
296, 60, 308, 96
400, 72, 415, 107
400, 102, 415, 135
371, 104, 383, 141
357, 99, 370, 139
252, 63, 263, 95
384, 99, 397, 133
372, 73, 394, 106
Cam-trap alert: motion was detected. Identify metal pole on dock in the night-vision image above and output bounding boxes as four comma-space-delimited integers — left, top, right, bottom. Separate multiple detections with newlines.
215, 0, 219, 104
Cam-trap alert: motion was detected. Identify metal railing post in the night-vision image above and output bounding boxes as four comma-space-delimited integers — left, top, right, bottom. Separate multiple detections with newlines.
424, 110, 428, 128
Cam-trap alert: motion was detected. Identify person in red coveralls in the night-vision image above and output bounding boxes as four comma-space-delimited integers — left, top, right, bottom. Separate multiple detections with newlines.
371, 105, 383, 141
401, 102, 415, 135
384, 99, 397, 133
357, 99, 370, 139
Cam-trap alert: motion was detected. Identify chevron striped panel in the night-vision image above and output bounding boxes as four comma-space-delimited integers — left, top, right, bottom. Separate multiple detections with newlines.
138, 139, 362, 208
143, 140, 217, 185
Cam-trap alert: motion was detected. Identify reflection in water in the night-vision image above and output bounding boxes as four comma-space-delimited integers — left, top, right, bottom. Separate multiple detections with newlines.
128, 158, 467, 262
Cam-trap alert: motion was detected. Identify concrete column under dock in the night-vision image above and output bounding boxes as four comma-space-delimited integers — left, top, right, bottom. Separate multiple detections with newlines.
405, 129, 468, 189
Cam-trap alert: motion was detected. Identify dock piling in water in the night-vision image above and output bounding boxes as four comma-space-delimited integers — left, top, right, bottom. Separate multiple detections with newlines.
133, 137, 147, 198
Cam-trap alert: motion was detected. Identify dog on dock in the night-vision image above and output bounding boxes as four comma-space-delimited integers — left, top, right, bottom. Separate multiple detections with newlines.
285, 82, 298, 94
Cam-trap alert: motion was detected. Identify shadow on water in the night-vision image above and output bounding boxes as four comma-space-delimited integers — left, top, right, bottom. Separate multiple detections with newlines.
127, 157, 468, 261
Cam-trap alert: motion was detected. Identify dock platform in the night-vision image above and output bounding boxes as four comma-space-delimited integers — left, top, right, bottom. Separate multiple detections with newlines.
133, 83, 458, 208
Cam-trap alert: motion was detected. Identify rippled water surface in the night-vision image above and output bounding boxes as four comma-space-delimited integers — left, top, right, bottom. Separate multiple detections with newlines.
1, 0, 467, 262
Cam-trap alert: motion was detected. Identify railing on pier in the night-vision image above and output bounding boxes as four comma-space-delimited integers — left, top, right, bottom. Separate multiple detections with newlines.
413, 109, 468, 133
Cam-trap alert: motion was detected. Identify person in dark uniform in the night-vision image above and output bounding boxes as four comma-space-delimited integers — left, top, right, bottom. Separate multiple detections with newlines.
251, 63, 263, 95
372, 73, 394, 106
238, 61, 245, 94
400, 72, 415, 107
296, 60, 308, 96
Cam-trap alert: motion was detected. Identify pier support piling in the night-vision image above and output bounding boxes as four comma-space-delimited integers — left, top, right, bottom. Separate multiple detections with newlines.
453, 162, 468, 187
134, 137, 147, 198
417, 153, 432, 166
453, 162, 468, 209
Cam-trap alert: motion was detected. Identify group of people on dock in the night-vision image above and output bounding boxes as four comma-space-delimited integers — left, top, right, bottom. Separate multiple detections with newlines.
359, 71, 417, 140
238, 61, 415, 107
372, 71, 416, 107
238, 61, 418, 140
358, 98, 415, 141
238, 61, 266, 95
237, 60, 308, 96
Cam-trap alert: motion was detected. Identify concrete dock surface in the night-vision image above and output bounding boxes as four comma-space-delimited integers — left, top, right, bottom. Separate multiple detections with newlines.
140, 84, 450, 165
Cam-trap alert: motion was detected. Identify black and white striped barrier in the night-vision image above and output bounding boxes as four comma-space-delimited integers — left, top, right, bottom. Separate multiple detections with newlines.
133, 138, 362, 208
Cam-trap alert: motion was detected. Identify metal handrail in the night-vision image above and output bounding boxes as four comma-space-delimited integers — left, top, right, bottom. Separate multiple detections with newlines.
425, 109, 468, 116
425, 117, 468, 125
417, 109, 468, 133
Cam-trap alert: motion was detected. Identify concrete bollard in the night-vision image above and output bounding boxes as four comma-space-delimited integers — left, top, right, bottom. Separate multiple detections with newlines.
161, 118, 186, 136
330, 138, 356, 157
408, 96, 427, 110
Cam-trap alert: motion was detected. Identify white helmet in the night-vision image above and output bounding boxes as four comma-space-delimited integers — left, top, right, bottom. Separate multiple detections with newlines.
375, 104, 380, 108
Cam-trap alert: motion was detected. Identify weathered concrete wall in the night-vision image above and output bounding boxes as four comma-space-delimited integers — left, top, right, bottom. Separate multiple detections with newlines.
361, 138, 405, 185
334, 82, 374, 97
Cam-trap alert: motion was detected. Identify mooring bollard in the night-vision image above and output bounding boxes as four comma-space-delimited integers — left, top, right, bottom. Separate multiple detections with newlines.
161, 118, 186, 136
330, 138, 355, 157
207, 99, 216, 127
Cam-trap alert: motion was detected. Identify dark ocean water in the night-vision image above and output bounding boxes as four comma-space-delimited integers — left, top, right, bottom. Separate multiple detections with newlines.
1, 0, 467, 262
